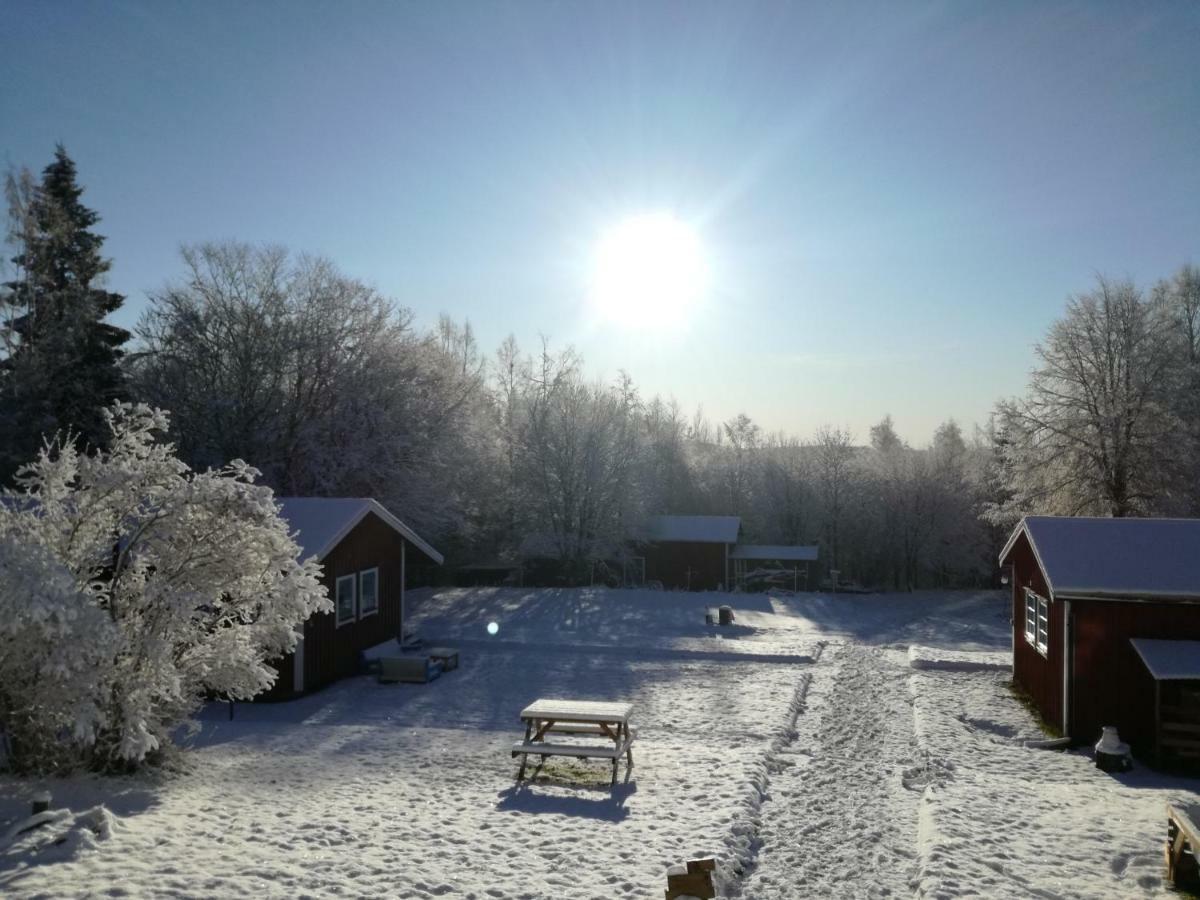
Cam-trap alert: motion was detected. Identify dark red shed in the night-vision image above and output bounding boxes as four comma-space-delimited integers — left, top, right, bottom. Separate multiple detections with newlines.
640, 515, 740, 591
267, 497, 443, 696
1000, 516, 1200, 763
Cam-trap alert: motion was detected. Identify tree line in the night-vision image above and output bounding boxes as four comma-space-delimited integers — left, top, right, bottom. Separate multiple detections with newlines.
3, 147, 1197, 590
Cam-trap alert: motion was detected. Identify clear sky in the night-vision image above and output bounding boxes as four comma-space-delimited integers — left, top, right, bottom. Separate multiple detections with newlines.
3, 1, 1197, 444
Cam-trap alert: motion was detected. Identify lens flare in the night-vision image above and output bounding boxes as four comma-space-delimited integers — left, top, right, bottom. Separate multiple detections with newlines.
590, 212, 708, 328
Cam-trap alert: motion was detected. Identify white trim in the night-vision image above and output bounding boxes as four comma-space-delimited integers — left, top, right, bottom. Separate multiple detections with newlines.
358, 567, 380, 620
335, 574, 357, 627
999, 519, 1056, 597
1061, 599, 1071, 735
301, 499, 444, 565
1024, 588, 1049, 657
293, 630, 305, 693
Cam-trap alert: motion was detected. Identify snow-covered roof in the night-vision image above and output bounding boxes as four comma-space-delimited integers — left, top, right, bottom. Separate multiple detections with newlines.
276, 497, 443, 565
644, 515, 740, 544
730, 544, 819, 561
1131, 639, 1200, 680
1000, 516, 1200, 600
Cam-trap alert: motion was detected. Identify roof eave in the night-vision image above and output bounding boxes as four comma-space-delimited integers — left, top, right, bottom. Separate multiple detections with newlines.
1056, 589, 1200, 604
307, 500, 444, 566
998, 518, 1057, 597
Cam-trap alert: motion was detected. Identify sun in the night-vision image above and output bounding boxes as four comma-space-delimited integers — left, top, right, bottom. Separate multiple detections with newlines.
590, 213, 708, 328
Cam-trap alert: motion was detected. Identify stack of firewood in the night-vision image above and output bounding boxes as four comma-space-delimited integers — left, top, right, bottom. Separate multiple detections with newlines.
664, 856, 716, 899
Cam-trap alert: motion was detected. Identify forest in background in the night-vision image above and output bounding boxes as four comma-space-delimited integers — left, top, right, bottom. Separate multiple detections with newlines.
4, 148, 1199, 590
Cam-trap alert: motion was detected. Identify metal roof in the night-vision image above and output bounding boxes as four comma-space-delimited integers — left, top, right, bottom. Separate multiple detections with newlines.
276, 497, 444, 565
730, 544, 819, 561
643, 515, 741, 544
1000, 515, 1200, 601
1131, 639, 1200, 680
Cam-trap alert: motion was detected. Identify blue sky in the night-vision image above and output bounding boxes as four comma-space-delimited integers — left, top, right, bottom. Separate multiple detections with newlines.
3, 1, 1197, 443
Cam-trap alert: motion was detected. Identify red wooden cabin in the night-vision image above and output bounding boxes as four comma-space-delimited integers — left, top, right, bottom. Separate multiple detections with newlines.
267, 497, 443, 697
640, 515, 741, 591
1000, 516, 1200, 763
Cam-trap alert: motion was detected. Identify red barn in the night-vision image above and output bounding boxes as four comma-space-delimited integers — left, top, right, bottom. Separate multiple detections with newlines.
641, 515, 741, 591
267, 497, 443, 696
1000, 516, 1200, 764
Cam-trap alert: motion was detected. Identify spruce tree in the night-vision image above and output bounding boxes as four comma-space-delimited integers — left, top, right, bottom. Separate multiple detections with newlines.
0, 145, 130, 482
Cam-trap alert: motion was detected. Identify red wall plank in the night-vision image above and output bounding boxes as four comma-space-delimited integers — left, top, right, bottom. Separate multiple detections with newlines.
644, 541, 728, 590
1007, 532, 1064, 730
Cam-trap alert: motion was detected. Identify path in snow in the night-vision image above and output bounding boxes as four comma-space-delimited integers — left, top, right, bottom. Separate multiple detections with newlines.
736, 641, 922, 898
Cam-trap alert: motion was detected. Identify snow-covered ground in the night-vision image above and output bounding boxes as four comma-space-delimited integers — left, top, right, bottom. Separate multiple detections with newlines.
2, 587, 1198, 898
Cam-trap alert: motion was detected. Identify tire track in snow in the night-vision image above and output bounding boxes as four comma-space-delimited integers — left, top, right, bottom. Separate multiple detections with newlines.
731, 642, 923, 898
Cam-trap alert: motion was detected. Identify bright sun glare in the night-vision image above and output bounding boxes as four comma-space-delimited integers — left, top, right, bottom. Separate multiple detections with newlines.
590, 213, 707, 328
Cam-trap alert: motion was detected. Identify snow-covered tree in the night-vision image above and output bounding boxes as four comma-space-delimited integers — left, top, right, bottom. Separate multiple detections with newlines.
0, 403, 328, 773
0, 147, 130, 483
130, 242, 492, 543
813, 425, 856, 571
990, 277, 1182, 519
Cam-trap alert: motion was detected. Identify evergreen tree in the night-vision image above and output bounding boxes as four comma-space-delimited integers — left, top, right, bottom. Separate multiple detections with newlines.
0, 145, 129, 481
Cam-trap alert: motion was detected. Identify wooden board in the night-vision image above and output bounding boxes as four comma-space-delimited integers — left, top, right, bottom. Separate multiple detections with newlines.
520, 698, 633, 724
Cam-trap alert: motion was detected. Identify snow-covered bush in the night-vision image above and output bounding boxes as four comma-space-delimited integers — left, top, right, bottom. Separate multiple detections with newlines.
0, 403, 329, 772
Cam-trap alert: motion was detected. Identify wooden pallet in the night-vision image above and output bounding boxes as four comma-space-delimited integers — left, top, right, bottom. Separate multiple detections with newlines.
665, 856, 716, 900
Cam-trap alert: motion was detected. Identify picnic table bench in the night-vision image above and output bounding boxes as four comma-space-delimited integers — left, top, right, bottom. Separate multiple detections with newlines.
512, 698, 636, 785
1167, 801, 1200, 889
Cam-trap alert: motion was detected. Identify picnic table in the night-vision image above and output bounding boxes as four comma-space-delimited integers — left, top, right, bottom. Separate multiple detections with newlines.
512, 698, 636, 785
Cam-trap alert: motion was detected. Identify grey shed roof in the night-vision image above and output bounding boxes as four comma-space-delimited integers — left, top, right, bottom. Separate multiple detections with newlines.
644, 515, 741, 544
730, 544, 819, 562
276, 497, 444, 565
1000, 515, 1200, 601
1131, 639, 1200, 680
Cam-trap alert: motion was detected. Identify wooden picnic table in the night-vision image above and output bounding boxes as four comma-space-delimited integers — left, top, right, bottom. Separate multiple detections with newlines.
512, 698, 636, 785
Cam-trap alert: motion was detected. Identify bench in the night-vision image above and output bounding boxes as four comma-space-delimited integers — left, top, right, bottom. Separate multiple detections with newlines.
378, 656, 441, 684
540, 722, 638, 739
511, 740, 625, 760
1167, 802, 1200, 890
514, 698, 636, 785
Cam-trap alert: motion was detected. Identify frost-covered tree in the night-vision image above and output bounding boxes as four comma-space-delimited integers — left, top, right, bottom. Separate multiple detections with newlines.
990, 277, 1182, 519
0, 404, 327, 773
1156, 264, 1200, 513
0, 147, 130, 483
131, 242, 491, 542
814, 425, 856, 571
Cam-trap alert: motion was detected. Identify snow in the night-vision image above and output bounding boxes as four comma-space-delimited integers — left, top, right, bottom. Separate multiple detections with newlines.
908, 644, 1011, 672
1130, 639, 1200, 680
729, 544, 819, 561
1004, 515, 1200, 600
276, 496, 444, 564
3, 586, 1199, 898
643, 515, 741, 543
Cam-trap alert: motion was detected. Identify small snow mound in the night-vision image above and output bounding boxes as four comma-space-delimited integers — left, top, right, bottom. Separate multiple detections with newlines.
908, 645, 1009, 672
1, 805, 119, 864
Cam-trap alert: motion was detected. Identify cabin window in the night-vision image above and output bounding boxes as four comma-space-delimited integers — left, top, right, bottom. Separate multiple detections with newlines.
359, 568, 379, 619
335, 574, 357, 626
1024, 588, 1048, 656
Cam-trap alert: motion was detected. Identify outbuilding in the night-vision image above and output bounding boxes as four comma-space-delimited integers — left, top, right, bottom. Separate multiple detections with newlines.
730, 544, 820, 591
999, 515, 1200, 764
640, 515, 741, 591
267, 497, 443, 697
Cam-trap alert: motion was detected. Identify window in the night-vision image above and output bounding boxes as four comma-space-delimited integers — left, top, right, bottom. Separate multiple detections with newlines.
359, 568, 379, 619
1024, 589, 1049, 656
336, 574, 356, 627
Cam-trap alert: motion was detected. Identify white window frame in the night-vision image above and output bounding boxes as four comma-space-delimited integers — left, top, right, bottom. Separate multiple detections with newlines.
335, 574, 357, 627
1024, 588, 1049, 657
358, 568, 380, 620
